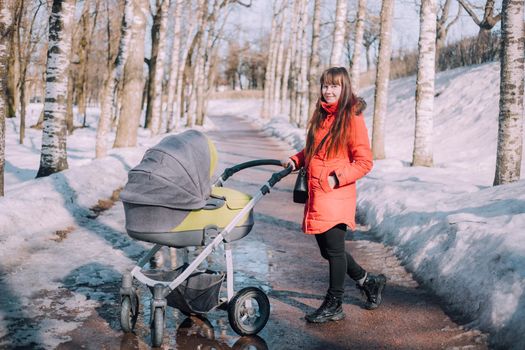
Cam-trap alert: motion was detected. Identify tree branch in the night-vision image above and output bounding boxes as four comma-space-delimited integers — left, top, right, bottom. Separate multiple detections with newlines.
457, 0, 481, 26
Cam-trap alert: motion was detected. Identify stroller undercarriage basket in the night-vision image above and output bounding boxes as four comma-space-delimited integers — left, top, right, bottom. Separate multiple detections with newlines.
145, 264, 225, 315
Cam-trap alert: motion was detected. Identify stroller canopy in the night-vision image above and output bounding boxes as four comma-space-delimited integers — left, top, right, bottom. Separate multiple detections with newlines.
120, 130, 217, 210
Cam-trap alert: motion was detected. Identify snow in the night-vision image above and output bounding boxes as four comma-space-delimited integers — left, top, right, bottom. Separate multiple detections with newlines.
1, 61, 524, 348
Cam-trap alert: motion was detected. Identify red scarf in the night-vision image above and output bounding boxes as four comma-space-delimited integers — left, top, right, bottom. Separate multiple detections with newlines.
320, 101, 338, 116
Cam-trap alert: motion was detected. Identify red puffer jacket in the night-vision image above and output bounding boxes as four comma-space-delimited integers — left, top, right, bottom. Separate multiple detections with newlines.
290, 108, 373, 234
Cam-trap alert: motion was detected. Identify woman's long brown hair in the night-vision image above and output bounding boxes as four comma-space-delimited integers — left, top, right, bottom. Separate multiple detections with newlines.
305, 67, 366, 161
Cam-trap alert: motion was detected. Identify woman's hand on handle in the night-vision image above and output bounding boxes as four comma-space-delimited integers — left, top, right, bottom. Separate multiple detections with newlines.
281, 158, 296, 171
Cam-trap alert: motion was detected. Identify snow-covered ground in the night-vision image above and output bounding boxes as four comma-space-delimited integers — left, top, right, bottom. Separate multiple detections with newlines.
1, 61, 523, 348
209, 61, 525, 349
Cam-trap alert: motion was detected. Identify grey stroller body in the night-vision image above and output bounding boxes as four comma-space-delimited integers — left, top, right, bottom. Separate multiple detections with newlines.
119, 130, 291, 347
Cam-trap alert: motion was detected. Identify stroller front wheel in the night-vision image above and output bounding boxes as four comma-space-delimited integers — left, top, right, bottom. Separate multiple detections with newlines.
228, 287, 270, 336
151, 307, 164, 347
120, 296, 138, 333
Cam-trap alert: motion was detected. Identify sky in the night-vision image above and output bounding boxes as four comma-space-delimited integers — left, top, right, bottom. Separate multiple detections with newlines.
2, 60, 524, 349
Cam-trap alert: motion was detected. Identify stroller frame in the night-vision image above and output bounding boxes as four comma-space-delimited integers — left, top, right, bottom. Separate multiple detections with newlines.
120, 159, 292, 346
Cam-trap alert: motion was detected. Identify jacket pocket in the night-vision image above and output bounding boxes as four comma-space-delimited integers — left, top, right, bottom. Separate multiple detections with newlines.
318, 167, 333, 193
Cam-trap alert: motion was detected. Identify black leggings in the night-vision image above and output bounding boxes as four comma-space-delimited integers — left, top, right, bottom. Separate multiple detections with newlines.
315, 224, 366, 298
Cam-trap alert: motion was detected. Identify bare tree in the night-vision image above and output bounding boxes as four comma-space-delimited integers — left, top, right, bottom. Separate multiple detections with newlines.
286, 0, 303, 124
184, 0, 206, 128
76, 0, 100, 127
436, 0, 461, 51
5, 1, 16, 120
96, 0, 132, 158
371, 0, 394, 160
261, 0, 280, 119
281, 0, 300, 117
15, 0, 45, 144
457, 0, 501, 38
113, 0, 148, 148
37, 0, 76, 178
362, 14, 379, 71
330, 0, 347, 66
296, 0, 309, 127
144, 0, 167, 133
195, 0, 215, 126
149, 0, 169, 135
351, 0, 366, 92
165, 0, 183, 132
494, 0, 524, 185
308, 0, 321, 120
1, 0, 14, 196
175, 3, 198, 129
412, 0, 437, 167
273, 1, 288, 118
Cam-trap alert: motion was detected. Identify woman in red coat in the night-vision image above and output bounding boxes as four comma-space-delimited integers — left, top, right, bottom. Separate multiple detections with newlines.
283, 67, 386, 323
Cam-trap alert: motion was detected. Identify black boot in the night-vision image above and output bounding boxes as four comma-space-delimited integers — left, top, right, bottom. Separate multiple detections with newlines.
305, 294, 345, 323
357, 273, 386, 310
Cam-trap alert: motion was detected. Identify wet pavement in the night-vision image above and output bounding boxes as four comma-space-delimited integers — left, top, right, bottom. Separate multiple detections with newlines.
58, 113, 488, 349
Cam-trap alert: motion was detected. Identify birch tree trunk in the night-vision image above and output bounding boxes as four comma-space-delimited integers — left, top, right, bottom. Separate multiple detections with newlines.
113, 0, 147, 148
261, 4, 278, 119
166, 0, 182, 132
77, 0, 99, 126
281, 0, 299, 115
96, 0, 132, 158
185, 0, 206, 128
194, 32, 207, 126
6, 24, 16, 119
176, 5, 198, 129
412, 0, 436, 167
297, 0, 309, 128
287, 0, 301, 124
308, 0, 321, 120
351, 0, 366, 92
371, 0, 394, 160
0, 0, 13, 196
150, 0, 169, 135
273, 4, 287, 117
36, 0, 76, 178
493, 0, 524, 185
330, 0, 347, 66
144, 0, 164, 130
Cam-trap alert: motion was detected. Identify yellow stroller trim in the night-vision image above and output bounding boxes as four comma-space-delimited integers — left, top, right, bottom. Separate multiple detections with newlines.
171, 187, 252, 232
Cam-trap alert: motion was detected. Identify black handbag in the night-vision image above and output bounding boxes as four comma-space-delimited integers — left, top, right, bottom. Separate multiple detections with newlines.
293, 168, 308, 203
292, 133, 330, 204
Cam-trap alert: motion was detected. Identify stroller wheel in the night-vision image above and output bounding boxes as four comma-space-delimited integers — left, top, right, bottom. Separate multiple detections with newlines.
120, 296, 138, 333
151, 307, 164, 347
228, 287, 270, 336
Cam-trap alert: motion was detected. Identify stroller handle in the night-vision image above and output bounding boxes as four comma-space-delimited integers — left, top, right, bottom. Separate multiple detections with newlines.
219, 159, 292, 183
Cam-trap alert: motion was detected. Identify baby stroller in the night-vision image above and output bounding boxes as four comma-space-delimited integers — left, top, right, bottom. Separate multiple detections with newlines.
119, 130, 292, 347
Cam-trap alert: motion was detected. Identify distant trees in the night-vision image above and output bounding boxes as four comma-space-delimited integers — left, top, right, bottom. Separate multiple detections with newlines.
1, 0, 522, 187
36, 0, 76, 178
493, 0, 524, 185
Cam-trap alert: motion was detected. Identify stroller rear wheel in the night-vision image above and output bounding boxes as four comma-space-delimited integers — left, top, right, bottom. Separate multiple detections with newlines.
120, 296, 138, 333
151, 307, 164, 347
228, 287, 270, 336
